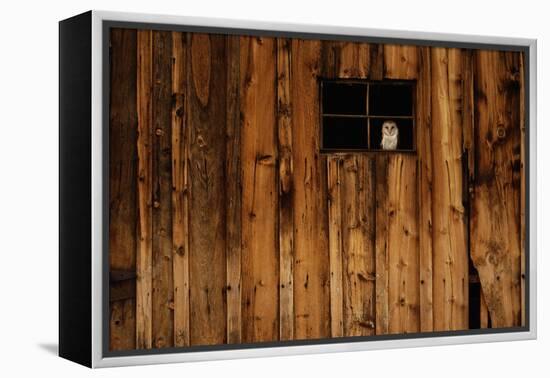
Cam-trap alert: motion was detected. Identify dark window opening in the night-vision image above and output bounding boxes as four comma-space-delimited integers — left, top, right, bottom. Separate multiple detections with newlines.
323, 117, 368, 150
369, 83, 413, 116
321, 80, 415, 152
322, 82, 367, 115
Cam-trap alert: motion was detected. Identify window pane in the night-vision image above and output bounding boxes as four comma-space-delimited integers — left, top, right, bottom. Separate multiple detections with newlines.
323, 116, 368, 149
322, 82, 367, 115
370, 118, 414, 150
369, 84, 413, 116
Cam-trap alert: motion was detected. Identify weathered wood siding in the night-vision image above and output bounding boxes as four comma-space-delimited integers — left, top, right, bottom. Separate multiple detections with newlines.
109, 28, 526, 350
470, 50, 523, 328
109, 28, 137, 351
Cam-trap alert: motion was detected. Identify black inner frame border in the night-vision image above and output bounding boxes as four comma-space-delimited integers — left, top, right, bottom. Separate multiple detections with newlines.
101, 19, 531, 359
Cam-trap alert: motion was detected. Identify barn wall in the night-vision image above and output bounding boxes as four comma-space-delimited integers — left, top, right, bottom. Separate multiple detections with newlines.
108, 28, 526, 350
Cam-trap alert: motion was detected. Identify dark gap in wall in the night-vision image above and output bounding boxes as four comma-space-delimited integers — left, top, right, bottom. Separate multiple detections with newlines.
468, 257, 481, 329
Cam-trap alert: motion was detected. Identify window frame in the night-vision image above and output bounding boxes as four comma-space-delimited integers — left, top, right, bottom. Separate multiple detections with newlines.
319, 78, 417, 154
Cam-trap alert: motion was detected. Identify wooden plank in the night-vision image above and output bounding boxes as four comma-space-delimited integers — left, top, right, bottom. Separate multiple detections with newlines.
462, 50, 475, 183
375, 156, 389, 335
519, 52, 526, 327
369, 44, 385, 81
277, 37, 295, 341
171, 31, 190, 347
338, 42, 370, 78
376, 155, 419, 334
416, 46, 433, 332
188, 33, 227, 345
384, 44, 418, 80
225, 35, 242, 344
507, 51, 524, 327
471, 50, 522, 328
321, 40, 369, 79
136, 29, 153, 349
327, 156, 344, 337
480, 289, 489, 328
341, 156, 376, 336
431, 48, 469, 331
291, 38, 331, 339
240, 36, 279, 343
109, 28, 137, 351
389, 156, 420, 334
151, 30, 174, 349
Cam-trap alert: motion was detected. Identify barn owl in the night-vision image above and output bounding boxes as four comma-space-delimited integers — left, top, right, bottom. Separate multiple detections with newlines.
380, 120, 399, 150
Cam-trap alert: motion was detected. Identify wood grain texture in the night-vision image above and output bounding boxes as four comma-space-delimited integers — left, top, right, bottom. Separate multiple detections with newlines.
327, 156, 344, 337
109, 28, 137, 351
240, 36, 279, 343
171, 31, 190, 347
388, 156, 420, 334
277, 38, 295, 341
188, 33, 227, 345
471, 50, 523, 328
338, 42, 370, 78
341, 156, 376, 335
519, 52, 526, 327
291, 38, 331, 339
151, 30, 174, 349
225, 35, 243, 344
431, 48, 469, 331
376, 155, 420, 334
417, 46, 434, 332
480, 291, 489, 328
375, 156, 389, 335
384, 44, 418, 80
369, 44, 385, 81
136, 29, 153, 349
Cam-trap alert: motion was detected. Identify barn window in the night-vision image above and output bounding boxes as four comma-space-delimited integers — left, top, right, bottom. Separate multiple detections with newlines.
320, 80, 415, 152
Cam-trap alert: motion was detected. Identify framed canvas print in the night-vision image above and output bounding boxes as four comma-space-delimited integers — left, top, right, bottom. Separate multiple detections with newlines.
59, 10, 537, 368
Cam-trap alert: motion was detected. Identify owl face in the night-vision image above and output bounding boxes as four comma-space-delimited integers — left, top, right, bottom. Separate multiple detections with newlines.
382, 121, 398, 137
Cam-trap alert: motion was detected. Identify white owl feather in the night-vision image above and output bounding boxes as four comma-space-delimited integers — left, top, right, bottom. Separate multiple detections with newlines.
380, 120, 399, 150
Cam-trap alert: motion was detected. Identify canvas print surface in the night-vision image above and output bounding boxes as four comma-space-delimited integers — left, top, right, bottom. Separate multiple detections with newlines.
108, 27, 526, 352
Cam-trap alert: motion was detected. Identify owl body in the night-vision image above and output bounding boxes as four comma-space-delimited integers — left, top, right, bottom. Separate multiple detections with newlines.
380, 121, 399, 150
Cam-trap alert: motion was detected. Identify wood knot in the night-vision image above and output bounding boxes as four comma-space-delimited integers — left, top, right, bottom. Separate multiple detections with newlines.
257, 154, 275, 165
496, 126, 506, 139
197, 135, 207, 148
155, 128, 164, 136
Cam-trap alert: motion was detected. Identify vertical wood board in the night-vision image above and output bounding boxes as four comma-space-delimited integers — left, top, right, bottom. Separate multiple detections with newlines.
240, 36, 279, 343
